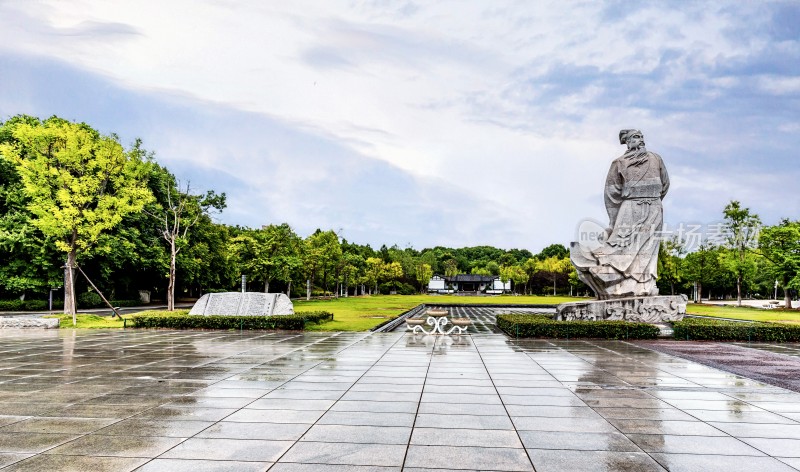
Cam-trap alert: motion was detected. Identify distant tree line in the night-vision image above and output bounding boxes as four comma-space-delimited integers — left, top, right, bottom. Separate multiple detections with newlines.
658, 201, 800, 309
1, 116, 798, 314
0, 115, 584, 315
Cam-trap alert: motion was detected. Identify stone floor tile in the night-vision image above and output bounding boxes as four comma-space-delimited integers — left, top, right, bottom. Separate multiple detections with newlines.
329, 400, 419, 414
163, 396, 254, 409
416, 402, 507, 416
160, 438, 293, 462
607, 419, 728, 436
739, 437, 800, 457
649, 453, 797, 472
404, 445, 533, 471
3, 454, 149, 472
134, 458, 271, 471
0, 453, 30, 468
0, 417, 117, 434
592, 407, 698, 421
224, 409, 326, 424
506, 405, 601, 418
410, 427, 523, 448
709, 421, 800, 439
684, 409, 797, 424
528, 449, 666, 472
627, 434, 765, 455
317, 411, 415, 427
0, 432, 78, 453
197, 422, 309, 441
247, 398, 336, 411
513, 416, 617, 433
45, 434, 185, 458
414, 413, 513, 430
301, 425, 410, 444
777, 457, 800, 469
517, 430, 639, 452
96, 419, 214, 437
278, 441, 406, 466
268, 464, 399, 472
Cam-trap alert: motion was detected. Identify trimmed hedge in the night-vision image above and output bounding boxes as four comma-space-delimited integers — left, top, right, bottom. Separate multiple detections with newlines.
673, 318, 800, 342
128, 310, 333, 330
0, 299, 51, 311
497, 314, 660, 339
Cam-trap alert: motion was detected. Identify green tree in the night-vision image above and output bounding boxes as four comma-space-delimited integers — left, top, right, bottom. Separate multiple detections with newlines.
365, 257, 384, 295
722, 201, 762, 306
384, 261, 404, 293
758, 219, 800, 309
443, 259, 459, 277
537, 256, 571, 295
683, 243, 721, 303
415, 262, 433, 293
657, 237, 685, 296
154, 178, 225, 311
0, 117, 153, 321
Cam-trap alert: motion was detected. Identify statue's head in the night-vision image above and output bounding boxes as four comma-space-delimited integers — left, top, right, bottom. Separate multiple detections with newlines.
619, 129, 644, 151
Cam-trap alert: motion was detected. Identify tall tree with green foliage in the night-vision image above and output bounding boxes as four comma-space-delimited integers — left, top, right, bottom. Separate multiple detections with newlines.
154, 177, 225, 311
683, 243, 721, 303
415, 262, 433, 293
657, 237, 685, 295
364, 257, 384, 295
758, 219, 800, 309
722, 201, 762, 306
0, 116, 153, 322
537, 256, 571, 296
384, 261, 404, 293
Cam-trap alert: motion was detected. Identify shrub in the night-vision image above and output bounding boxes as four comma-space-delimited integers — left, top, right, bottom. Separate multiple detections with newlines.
673, 318, 800, 342
0, 300, 24, 311
379, 282, 416, 295
128, 310, 333, 330
109, 299, 141, 308
22, 300, 48, 311
77, 291, 103, 308
497, 314, 660, 339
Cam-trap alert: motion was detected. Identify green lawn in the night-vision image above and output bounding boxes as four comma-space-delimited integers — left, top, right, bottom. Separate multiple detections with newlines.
686, 303, 800, 324
45, 314, 125, 329
295, 294, 582, 331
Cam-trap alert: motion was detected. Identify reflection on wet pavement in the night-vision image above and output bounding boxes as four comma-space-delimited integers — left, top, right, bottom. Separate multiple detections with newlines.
0, 329, 798, 471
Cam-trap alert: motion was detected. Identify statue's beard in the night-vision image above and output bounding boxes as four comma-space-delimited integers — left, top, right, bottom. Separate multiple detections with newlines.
623, 142, 648, 165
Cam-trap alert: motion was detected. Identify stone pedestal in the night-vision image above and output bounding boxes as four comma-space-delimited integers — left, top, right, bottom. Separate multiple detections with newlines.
556, 295, 687, 323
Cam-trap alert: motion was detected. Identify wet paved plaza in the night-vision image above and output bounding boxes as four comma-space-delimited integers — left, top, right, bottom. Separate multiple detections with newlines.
1, 330, 800, 471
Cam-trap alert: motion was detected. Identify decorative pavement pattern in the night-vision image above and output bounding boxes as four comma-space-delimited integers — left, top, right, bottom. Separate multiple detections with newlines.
1, 330, 800, 471
400, 306, 555, 334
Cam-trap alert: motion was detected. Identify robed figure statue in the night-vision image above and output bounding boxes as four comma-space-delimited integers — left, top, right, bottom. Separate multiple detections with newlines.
571, 129, 670, 300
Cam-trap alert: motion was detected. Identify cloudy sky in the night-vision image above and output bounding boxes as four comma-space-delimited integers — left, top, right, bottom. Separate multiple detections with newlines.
0, 1, 798, 252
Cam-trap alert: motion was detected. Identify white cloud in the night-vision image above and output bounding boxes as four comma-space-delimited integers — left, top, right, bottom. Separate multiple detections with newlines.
0, 0, 798, 250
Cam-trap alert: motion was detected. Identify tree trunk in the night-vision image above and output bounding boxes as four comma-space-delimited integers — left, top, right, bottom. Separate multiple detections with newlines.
697, 282, 703, 304
670, 282, 675, 296
784, 277, 792, 310
553, 279, 556, 296
167, 239, 177, 311
306, 279, 311, 300
264, 280, 270, 293
64, 249, 77, 323
736, 275, 742, 307
287, 280, 292, 298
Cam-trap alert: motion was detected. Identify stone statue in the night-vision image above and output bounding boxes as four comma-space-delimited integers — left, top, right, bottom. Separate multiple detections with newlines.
571, 129, 669, 299
558, 129, 686, 324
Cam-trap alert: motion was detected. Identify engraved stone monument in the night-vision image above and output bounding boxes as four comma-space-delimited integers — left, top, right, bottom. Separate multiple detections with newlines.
557, 129, 687, 322
189, 292, 294, 316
